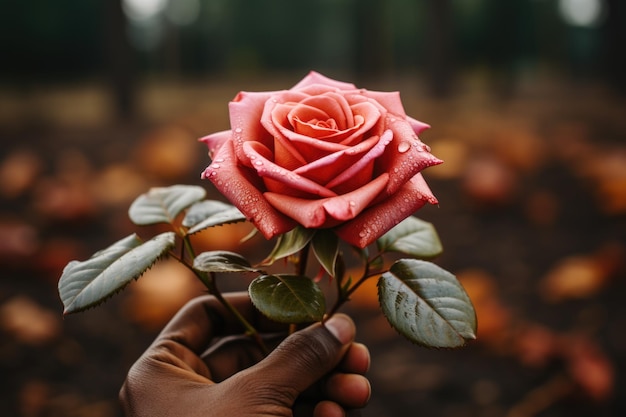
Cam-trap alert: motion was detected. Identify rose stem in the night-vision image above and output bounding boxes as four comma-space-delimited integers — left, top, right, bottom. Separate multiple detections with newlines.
296, 242, 310, 277
287, 243, 312, 335
325, 255, 381, 320
178, 235, 269, 354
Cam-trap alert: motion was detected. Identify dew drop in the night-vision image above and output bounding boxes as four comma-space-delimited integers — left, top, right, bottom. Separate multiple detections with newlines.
349, 200, 356, 207
254, 160, 263, 166
397, 142, 411, 153
234, 127, 243, 133
211, 164, 220, 169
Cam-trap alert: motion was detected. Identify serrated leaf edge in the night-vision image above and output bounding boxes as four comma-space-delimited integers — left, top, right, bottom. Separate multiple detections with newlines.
60, 232, 176, 314
378, 260, 477, 348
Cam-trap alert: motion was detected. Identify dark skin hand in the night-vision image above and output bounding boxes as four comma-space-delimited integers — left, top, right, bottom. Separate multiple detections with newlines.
120, 293, 371, 417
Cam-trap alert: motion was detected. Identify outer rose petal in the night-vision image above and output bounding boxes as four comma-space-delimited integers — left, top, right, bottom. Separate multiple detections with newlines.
264, 173, 389, 228
201, 140, 295, 239
199, 130, 231, 155
335, 173, 438, 248
293, 71, 356, 91
407, 116, 431, 135
362, 90, 407, 117
377, 115, 443, 196
229, 91, 277, 164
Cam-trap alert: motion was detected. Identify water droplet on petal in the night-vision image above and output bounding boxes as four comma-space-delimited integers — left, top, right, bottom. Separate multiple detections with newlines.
254, 160, 263, 166
212, 164, 220, 169
234, 128, 243, 133
397, 142, 411, 153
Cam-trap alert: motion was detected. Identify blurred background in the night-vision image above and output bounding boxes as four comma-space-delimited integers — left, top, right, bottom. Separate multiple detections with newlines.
1, 0, 625, 416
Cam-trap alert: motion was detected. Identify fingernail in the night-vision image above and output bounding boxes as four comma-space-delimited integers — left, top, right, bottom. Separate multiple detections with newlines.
325, 315, 353, 345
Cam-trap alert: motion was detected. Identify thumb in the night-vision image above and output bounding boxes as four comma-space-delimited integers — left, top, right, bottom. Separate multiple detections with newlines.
240, 314, 355, 405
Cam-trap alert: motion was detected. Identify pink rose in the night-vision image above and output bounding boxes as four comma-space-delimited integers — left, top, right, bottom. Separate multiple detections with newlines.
201, 71, 442, 248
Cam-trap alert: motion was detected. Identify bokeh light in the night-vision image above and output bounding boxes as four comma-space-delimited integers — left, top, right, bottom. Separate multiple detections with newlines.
558, 0, 605, 27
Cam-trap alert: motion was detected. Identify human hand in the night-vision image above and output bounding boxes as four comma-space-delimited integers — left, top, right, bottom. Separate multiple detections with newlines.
120, 293, 371, 417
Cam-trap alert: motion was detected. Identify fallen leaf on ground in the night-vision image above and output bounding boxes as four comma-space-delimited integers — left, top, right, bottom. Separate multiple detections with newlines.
0, 148, 43, 198
0, 296, 61, 345
540, 244, 624, 302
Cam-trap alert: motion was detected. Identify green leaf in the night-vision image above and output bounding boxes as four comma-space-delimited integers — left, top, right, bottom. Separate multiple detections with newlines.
183, 200, 247, 234
260, 226, 315, 266
129, 185, 206, 226
59, 232, 176, 315
378, 259, 476, 348
193, 250, 260, 273
312, 229, 339, 277
377, 216, 443, 260
249, 274, 326, 323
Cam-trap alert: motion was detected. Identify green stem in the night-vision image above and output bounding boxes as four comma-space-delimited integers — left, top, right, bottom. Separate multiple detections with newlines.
177, 236, 269, 354
296, 242, 310, 277
325, 257, 383, 320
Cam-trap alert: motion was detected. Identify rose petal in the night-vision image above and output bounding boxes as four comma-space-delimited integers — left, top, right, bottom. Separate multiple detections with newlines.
274, 101, 381, 160
293, 71, 357, 91
243, 142, 337, 198
322, 173, 389, 221
201, 140, 295, 239
294, 135, 379, 186
326, 130, 392, 190
229, 91, 277, 163
335, 173, 437, 248
270, 103, 348, 159
362, 90, 406, 117
378, 115, 443, 196
199, 130, 232, 155
264, 173, 389, 228
292, 92, 353, 130
407, 116, 431, 135
263, 193, 329, 228
338, 101, 382, 146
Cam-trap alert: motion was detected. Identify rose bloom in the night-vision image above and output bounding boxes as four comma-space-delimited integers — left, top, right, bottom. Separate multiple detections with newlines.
201, 72, 442, 248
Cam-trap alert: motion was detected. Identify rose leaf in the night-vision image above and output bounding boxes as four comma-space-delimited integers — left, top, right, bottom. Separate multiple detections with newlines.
378, 259, 477, 348
193, 250, 261, 273
260, 226, 315, 266
249, 274, 326, 323
129, 185, 206, 226
376, 216, 443, 260
312, 229, 339, 278
59, 232, 176, 315
183, 200, 247, 235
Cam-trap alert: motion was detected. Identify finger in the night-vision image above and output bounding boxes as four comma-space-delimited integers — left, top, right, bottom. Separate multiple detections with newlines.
156, 292, 286, 355
338, 343, 370, 375
297, 342, 370, 403
313, 400, 345, 417
155, 293, 247, 354
325, 373, 371, 409
200, 334, 286, 381
231, 314, 356, 405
